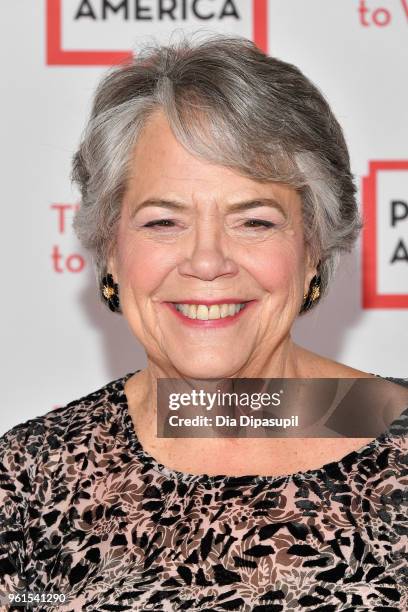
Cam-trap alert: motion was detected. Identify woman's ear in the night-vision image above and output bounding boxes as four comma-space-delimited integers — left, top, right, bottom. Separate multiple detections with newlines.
106, 250, 118, 280
304, 249, 320, 286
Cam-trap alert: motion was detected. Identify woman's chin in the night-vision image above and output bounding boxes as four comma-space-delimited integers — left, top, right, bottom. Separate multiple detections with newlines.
167, 354, 247, 380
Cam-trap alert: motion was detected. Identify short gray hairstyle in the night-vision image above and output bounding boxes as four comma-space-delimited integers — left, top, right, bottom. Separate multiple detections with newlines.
72, 31, 363, 315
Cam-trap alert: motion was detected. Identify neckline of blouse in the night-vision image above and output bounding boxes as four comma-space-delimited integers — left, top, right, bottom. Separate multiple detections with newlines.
113, 370, 408, 486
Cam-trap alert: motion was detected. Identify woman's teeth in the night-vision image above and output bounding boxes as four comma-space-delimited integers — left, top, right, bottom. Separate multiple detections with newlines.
174, 303, 246, 320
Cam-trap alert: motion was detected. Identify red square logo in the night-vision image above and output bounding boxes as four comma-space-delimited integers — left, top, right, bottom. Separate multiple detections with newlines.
362, 160, 408, 308
46, 0, 268, 66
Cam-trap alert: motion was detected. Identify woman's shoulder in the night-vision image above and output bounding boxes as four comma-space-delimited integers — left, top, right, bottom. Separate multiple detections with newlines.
295, 346, 408, 428
0, 374, 129, 482
295, 346, 374, 378
296, 345, 407, 382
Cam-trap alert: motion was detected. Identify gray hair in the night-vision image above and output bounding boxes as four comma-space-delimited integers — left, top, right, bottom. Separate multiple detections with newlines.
72, 31, 363, 315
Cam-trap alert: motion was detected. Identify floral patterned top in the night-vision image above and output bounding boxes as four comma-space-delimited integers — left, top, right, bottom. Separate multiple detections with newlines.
0, 371, 407, 611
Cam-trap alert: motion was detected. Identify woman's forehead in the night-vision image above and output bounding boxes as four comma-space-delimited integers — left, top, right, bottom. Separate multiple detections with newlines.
129, 111, 227, 179
125, 112, 299, 206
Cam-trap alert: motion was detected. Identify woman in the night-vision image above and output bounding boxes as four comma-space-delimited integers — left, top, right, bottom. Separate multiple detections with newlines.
1, 32, 407, 611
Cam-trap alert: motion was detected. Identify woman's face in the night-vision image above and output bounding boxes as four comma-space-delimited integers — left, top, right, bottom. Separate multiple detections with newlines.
110, 110, 317, 378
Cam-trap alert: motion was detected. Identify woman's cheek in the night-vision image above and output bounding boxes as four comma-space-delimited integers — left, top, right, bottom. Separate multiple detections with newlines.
118, 237, 176, 296
245, 240, 301, 292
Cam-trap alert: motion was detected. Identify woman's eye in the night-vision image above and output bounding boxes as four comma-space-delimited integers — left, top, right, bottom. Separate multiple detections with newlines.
141, 218, 275, 230
143, 219, 176, 228
244, 219, 276, 228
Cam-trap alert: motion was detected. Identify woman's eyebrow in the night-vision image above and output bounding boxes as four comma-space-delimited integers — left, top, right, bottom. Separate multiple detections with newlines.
131, 197, 287, 217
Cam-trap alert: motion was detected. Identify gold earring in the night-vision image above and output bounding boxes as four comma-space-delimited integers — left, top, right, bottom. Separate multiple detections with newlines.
302, 275, 321, 312
101, 273, 121, 313
310, 284, 320, 301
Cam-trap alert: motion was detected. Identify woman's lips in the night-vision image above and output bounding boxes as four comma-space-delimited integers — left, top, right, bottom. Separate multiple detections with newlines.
163, 300, 257, 327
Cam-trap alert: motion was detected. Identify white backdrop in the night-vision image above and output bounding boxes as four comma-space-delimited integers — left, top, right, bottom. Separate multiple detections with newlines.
1, 0, 407, 435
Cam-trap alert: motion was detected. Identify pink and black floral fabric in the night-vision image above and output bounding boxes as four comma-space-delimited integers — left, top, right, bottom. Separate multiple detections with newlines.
0, 372, 407, 611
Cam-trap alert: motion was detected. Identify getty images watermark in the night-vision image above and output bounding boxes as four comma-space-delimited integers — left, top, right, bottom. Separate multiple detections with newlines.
167, 386, 297, 429
156, 377, 408, 438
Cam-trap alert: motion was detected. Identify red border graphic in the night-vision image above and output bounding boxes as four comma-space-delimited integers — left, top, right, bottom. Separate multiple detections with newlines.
362, 160, 408, 309
46, 0, 268, 66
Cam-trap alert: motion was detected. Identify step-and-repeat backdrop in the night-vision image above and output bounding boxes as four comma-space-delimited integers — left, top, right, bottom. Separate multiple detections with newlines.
1, 0, 407, 434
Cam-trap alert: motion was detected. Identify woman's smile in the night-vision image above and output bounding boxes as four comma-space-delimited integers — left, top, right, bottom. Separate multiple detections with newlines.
163, 299, 258, 327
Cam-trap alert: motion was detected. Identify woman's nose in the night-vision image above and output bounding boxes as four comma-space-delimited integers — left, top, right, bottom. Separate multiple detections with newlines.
177, 221, 238, 281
